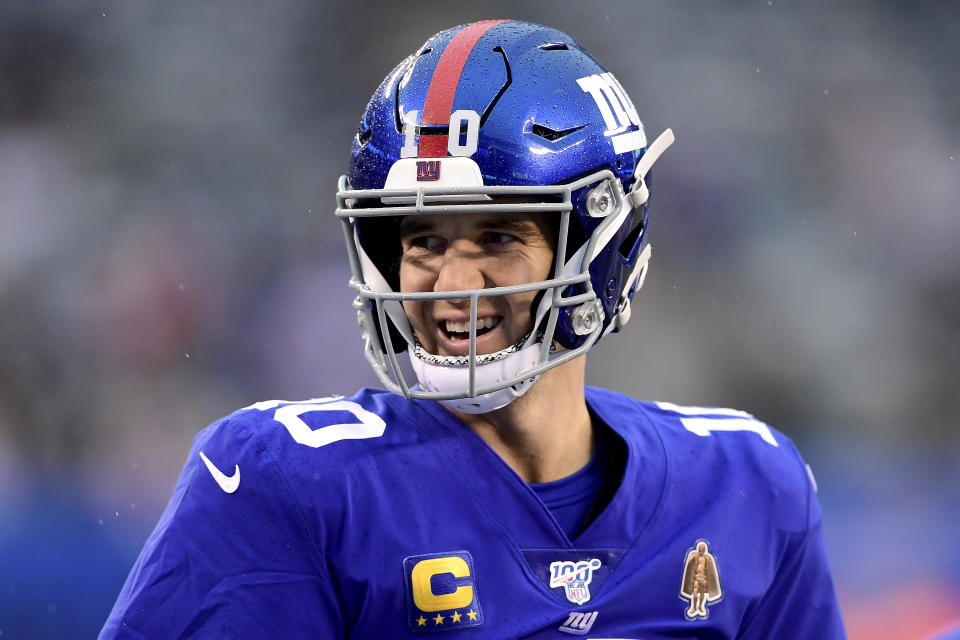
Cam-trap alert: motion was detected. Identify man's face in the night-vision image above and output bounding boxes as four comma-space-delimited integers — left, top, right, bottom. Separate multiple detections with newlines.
399, 211, 555, 358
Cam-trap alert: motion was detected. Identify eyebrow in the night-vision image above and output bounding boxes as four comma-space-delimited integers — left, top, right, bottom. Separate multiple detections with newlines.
399, 216, 540, 238
398, 218, 434, 237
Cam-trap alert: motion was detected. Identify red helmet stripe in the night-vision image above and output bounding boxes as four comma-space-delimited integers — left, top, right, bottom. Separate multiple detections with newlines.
418, 19, 509, 158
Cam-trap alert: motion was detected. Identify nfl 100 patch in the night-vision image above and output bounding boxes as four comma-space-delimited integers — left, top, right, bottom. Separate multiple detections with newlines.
403, 551, 484, 633
549, 558, 602, 605
521, 549, 625, 605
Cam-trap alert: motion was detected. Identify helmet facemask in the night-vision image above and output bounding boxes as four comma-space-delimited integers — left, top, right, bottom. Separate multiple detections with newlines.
335, 165, 651, 413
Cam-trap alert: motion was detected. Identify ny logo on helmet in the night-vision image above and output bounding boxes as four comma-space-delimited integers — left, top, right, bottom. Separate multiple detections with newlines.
577, 72, 646, 154
416, 160, 441, 181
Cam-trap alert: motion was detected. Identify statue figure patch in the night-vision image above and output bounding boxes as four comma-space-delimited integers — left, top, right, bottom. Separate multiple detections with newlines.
549, 558, 603, 605
679, 541, 722, 619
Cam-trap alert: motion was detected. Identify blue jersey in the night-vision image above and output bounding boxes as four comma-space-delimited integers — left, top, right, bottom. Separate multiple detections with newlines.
101, 387, 845, 639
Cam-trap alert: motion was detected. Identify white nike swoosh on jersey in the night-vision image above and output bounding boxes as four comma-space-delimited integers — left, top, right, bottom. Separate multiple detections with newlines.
199, 451, 240, 494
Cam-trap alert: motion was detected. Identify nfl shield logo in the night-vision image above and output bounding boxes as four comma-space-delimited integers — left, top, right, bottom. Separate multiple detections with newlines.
567, 582, 589, 604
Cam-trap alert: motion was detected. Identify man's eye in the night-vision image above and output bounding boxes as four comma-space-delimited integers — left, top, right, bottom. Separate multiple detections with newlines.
408, 235, 445, 252
483, 232, 517, 246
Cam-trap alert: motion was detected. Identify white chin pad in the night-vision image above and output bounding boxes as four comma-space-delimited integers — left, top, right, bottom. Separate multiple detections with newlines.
407, 342, 542, 414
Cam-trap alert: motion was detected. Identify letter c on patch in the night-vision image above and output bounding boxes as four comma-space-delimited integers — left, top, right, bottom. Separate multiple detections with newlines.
410, 556, 474, 612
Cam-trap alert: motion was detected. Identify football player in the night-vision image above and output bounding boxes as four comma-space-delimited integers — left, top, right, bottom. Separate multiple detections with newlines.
101, 20, 846, 638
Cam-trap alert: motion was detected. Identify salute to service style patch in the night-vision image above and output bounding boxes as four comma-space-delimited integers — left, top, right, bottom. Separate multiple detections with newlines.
679, 540, 722, 619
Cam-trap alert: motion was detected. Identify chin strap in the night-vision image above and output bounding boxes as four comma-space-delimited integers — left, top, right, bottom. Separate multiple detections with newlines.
629, 128, 675, 208
407, 340, 544, 414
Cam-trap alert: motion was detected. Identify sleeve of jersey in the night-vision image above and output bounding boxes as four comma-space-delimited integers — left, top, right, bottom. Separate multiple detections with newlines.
99, 414, 345, 639
736, 444, 847, 640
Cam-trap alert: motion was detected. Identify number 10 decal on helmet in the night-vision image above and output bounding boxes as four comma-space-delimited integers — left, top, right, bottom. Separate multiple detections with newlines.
401, 109, 482, 158
335, 20, 674, 413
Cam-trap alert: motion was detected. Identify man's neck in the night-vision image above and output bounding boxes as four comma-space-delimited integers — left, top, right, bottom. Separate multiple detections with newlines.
450, 356, 593, 483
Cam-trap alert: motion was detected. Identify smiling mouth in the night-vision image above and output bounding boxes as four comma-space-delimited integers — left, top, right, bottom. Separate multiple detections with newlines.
440, 317, 502, 342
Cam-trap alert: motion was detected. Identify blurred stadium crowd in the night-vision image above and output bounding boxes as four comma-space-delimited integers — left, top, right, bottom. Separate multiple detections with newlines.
0, 1, 957, 638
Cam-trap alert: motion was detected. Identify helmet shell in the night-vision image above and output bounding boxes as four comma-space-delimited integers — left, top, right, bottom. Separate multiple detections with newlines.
347, 20, 654, 349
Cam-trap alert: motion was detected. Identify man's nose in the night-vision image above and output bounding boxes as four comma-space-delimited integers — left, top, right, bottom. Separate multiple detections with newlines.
434, 244, 486, 293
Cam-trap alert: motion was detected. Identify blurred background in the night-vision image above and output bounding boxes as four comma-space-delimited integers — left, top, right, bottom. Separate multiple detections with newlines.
0, 0, 957, 637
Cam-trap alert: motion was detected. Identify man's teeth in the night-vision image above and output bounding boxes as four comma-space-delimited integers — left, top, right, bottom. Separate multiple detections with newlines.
444, 318, 499, 334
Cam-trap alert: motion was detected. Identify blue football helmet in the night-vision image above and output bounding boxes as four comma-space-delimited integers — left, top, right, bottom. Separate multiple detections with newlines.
335, 20, 673, 413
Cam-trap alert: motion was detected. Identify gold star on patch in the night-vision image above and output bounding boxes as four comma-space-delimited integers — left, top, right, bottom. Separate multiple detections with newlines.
416, 616, 427, 627
433, 614, 444, 625
466, 609, 478, 621
451, 611, 462, 623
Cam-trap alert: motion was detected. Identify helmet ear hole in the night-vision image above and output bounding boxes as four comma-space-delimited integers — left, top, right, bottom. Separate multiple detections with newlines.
617, 213, 646, 262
